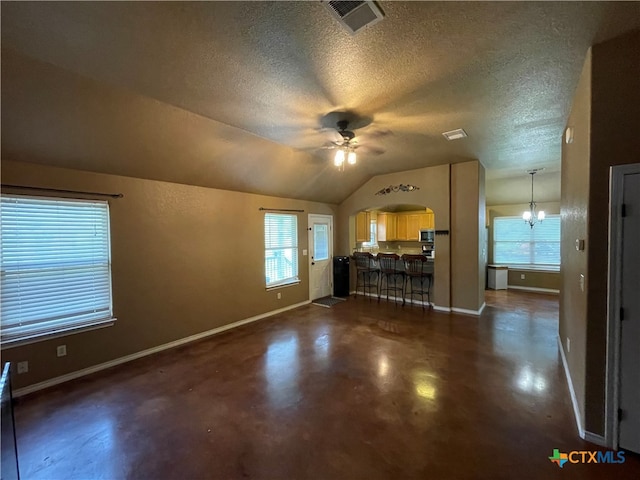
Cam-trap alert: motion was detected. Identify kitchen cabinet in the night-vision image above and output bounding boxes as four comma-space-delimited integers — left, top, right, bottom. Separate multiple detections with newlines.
407, 214, 421, 241
419, 213, 434, 230
356, 211, 371, 243
377, 213, 397, 242
395, 214, 408, 240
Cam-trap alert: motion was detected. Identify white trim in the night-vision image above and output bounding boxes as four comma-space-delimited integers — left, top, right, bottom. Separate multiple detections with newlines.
13, 300, 311, 398
507, 285, 560, 294
432, 305, 451, 313
584, 432, 607, 447
558, 335, 585, 438
308, 214, 334, 301
451, 302, 485, 316
604, 164, 640, 449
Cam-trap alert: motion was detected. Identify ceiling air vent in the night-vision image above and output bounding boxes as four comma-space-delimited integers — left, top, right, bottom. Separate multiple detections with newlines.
322, 1, 385, 35
442, 128, 468, 141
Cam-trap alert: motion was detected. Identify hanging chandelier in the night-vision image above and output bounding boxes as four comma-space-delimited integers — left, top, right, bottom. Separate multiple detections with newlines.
523, 170, 545, 228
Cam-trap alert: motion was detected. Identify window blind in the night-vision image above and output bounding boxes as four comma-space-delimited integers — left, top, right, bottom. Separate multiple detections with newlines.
264, 213, 298, 287
493, 215, 561, 266
1, 195, 113, 344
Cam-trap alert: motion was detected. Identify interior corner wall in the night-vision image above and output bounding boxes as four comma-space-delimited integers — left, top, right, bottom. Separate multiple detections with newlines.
559, 46, 591, 432
0, 160, 336, 390
451, 161, 483, 312
477, 164, 487, 307
584, 29, 640, 435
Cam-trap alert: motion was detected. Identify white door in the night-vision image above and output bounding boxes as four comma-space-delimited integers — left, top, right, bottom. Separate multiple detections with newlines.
308, 214, 333, 301
619, 170, 640, 453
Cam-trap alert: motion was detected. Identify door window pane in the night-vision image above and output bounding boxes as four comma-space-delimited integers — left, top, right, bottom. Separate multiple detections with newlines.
314, 224, 329, 261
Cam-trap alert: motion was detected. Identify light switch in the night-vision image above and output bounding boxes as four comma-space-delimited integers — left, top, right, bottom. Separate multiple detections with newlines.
580, 274, 585, 292
302, 249, 308, 256
575, 239, 585, 251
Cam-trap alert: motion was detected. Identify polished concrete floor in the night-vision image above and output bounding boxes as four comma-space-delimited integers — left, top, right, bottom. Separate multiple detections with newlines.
14, 291, 640, 479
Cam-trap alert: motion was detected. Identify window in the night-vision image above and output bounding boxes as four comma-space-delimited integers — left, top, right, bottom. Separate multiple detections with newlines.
362, 219, 377, 246
493, 215, 560, 268
1, 195, 114, 345
264, 213, 299, 288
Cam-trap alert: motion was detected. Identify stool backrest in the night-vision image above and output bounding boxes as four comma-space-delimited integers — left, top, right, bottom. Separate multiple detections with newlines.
402, 254, 428, 276
378, 253, 400, 273
353, 252, 374, 270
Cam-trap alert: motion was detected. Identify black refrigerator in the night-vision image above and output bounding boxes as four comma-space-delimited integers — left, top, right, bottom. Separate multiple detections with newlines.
333, 256, 350, 297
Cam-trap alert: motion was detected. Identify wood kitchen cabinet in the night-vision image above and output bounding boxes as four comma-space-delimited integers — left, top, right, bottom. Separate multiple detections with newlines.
407, 214, 421, 240
395, 213, 408, 240
420, 213, 435, 230
377, 213, 397, 241
356, 211, 371, 242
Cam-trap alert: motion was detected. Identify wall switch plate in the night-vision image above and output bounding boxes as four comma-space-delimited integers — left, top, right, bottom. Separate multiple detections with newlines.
57, 345, 67, 357
520, 274, 525, 280
277, 292, 281, 300
17, 361, 29, 374
580, 274, 585, 292
302, 249, 308, 256
567, 338, 571, 353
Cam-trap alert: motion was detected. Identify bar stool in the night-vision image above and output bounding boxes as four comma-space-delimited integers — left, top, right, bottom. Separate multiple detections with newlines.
377, 253, 405, 305
402, 254, 433, 309
353, 252, 379, 300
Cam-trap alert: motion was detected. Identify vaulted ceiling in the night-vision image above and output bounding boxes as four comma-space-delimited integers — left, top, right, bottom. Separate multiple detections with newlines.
2, 2, 638, 204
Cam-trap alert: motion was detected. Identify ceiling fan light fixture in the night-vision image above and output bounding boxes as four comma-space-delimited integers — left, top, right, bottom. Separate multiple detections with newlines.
334, 149, 345, 167
442, 128, 468, 141
347, 150, 357, 165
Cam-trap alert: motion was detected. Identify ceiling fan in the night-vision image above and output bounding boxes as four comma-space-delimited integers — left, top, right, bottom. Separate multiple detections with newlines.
323, 119, 386, 169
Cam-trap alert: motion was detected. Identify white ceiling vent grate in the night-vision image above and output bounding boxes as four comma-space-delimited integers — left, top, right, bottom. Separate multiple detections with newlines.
442, 128, 468, 141
322, 1, 385, 35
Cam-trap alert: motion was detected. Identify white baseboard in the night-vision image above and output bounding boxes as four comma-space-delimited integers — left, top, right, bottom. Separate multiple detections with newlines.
432, 305, 451, 312
557, 335, 585, 438
451, 302, 485, 316
508, 285, 560, 294
13, 300, 311, 398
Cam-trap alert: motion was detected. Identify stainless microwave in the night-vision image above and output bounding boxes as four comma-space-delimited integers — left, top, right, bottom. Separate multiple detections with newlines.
419, 229, 435, 243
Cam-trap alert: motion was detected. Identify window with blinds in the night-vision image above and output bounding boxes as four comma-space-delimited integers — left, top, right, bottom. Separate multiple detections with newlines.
493, 215, 561, 268
1, 195, 114, 345
264, 213, 299, 288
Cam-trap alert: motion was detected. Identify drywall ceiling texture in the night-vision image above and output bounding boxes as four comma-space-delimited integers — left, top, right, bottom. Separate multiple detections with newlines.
1, 2, 639, 203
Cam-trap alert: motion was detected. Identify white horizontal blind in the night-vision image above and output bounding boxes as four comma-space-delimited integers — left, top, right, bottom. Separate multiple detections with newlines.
264, 213, 298, 287
494, 215, 561, 267
1, 195, 113, 344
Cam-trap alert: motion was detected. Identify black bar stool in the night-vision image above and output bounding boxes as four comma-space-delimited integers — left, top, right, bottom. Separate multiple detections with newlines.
353, 252, 379, 300
402, 254, 433, 309
377, 253, 405, 305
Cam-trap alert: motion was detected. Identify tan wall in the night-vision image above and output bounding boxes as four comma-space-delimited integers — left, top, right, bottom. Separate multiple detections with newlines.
338, 164, 452, 308
508, 270, 560, 291
560, 30, 640, 437
451, 161, 485, 312
0, 160, 336, 389
584, 29, 640, 435
560, 48, 591, 431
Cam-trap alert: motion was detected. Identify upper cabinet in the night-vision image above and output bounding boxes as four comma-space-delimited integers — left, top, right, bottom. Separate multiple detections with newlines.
377, 213, 397, 242
356, 211, 371, 242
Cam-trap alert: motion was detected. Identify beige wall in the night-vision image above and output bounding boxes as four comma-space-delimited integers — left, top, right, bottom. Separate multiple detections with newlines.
584, 29, 640, 435
0, 160, 336, 389
336, 161, 485, 312
560, 49, 591, 432
338, 164, 452, 307
451, 161, 485, 311
508, 269, 560, 291
560, 29, 639, 436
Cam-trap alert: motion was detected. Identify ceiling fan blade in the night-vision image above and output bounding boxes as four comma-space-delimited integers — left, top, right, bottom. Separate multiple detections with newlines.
358, 145, 386, 155
320, 128, 344, 144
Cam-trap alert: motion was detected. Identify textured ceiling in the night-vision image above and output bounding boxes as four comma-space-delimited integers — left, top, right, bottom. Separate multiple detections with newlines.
2, 2, 639, 204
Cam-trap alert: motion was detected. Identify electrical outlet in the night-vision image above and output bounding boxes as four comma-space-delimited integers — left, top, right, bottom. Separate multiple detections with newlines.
277, 292, 282, 300
567, 338, 571, 353
17, 361, 29, 374
57, 345, 67, 357
520, 274, 525, 280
